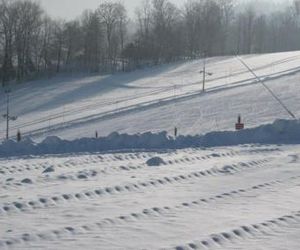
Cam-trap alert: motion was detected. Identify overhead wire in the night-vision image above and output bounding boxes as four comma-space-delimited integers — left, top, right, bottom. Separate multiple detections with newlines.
236, 56, 296, 119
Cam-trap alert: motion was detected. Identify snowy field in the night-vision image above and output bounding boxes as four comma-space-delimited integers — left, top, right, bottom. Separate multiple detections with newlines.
1, 144, 300, 249
1, 51, 300, 249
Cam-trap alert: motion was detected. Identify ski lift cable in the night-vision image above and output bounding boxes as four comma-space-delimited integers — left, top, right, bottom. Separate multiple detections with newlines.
236, 56, 296, 120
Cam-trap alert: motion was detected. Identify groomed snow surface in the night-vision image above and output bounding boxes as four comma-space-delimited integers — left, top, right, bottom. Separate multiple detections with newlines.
1, 51, 300, 249
1, 51, 300, 140
1, 145, 300, 250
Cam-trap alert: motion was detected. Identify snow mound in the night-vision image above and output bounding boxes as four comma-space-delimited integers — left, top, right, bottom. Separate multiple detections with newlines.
146, 157, 166, 167
0, 119, 300, 158
21, 178, 33, 184
42, 166, 55, 174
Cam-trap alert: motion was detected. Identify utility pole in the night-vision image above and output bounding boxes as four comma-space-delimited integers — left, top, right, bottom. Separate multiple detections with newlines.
5, 90, 9, 140
2, 89, 17, 140
199, 52, 213, 92
202, 54, 206, 92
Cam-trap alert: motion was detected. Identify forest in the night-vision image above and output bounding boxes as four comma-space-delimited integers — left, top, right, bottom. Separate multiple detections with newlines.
1, 0, 300, 85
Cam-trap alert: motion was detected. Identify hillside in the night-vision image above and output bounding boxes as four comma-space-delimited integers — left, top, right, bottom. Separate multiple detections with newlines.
1, 51, 300, 141
1, 51, 300, 250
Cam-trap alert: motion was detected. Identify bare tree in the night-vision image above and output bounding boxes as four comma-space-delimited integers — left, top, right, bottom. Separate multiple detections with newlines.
14, 0, 43, 80
218, 0, 235, 54
0, 0, 300, 83
253, 15, 267, 53
184, 0, 202, 58
53, 21, 65, 73
136, 0, 152, 41
97, 1, 127, 72
0, 0, 17, 85
117, 5, 128, 71
81, 10, 102, 72
39, 17, 55, 73
236, 4, 256, 54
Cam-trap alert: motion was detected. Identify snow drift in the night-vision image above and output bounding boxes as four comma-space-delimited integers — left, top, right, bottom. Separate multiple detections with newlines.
0, 119, 299, 157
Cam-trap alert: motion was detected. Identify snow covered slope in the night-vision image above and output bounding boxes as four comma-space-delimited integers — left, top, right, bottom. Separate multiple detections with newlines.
1, 51, 300, 250
1, 51, 300, 141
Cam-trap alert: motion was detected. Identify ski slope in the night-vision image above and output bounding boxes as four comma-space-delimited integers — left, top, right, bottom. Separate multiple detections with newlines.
1, 51, 300, 140
1, 51, 300, 250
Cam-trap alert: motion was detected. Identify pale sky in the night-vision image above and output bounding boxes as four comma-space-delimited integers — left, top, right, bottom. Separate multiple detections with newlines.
38, 0, 290, 21
38, 0, 183, 20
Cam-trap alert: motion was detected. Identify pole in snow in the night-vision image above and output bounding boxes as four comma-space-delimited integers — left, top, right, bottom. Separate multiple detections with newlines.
5, 90, 9, 140
174, 127, 178, 138
2, 89, 17, 140
202, 54, 206, 92
199, 53, 213, 92
17, 130, 21, 142
235, 114, 245, 130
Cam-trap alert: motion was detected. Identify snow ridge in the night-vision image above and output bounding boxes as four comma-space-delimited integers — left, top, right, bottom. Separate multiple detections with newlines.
0, 119, 299, 157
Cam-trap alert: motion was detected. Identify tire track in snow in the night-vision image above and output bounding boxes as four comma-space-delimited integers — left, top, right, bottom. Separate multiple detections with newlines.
0, 159, 271, 216
0, 176, 298, 249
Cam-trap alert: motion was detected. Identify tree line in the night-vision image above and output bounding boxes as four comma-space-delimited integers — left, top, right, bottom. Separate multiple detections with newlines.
1, 0, 300, 85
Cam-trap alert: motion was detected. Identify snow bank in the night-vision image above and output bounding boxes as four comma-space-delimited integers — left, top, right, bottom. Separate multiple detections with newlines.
0, 119, 300, 157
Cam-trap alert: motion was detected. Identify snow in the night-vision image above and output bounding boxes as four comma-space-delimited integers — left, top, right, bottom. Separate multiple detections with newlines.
0, 118, 299, 158
1, 51, 300, 249
1, 144, 300, 249
1, 51, 300, 141
146, 157, 166, 166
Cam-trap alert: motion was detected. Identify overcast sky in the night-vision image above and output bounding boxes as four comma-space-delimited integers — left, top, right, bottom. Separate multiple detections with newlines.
38, 0, 290, 21
38, 0, 183, 20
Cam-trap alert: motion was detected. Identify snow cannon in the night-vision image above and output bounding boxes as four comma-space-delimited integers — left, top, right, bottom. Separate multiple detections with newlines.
235, 115, 244, 130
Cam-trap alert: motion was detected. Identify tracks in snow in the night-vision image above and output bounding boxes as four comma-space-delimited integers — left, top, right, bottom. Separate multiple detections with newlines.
1, 145, 299, 249
172, 211, 300, 250
1, 175, 300, 249
0, 148, 279, 191
0, 158, 272, 216
0, 149, 241, 176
